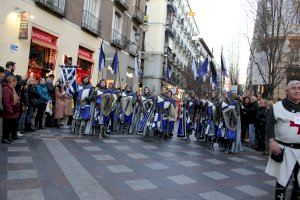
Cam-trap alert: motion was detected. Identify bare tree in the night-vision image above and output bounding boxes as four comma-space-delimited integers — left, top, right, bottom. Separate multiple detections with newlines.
227, 40, 241, 88
246, 0, 300, 99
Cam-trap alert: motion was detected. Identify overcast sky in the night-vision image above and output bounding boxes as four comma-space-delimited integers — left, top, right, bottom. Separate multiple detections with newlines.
188, 0, 256, 84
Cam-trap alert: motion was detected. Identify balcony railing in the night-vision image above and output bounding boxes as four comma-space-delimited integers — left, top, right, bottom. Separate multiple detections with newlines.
132, 6, 144, 25
35, 0, 65, 16
167, 0, 176, 14
111, 29, 127, 49
82, 10, 101, 36
128, 41, 138, 56
114, 0, 129, 11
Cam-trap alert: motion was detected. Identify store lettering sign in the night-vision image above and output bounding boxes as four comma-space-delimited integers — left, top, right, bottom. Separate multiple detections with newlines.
19, 12, 29, 39
78, 48, 93, 59
32, 28, 57, 47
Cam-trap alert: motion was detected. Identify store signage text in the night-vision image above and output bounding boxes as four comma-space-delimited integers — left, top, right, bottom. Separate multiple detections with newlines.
78, 48, 93, 60
19, 12, 29, 39
32, 28, 57, 47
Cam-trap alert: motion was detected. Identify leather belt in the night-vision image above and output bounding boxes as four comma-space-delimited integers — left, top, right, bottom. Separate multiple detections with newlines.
276, 139, 300, 149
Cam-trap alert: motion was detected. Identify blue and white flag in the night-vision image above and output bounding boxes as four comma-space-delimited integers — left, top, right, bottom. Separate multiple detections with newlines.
199, 57, 209, 81
134, 56, 140, 77
191, 59, 198, 80
221, 49, 228, 76
99, 42, 105, 71
112, 50, 119, 74
165, 58, 172, 80
61, 66, 77, 94
210, 61, 218, 88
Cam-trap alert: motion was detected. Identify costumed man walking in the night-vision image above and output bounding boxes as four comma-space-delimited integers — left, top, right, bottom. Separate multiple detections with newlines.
178, 91, 198, 142
120, 85, 136, 134
138, 87, 155, 136
265, 80, 300, 200
107, 82, 119, 133
166, 90, 177, 137
73, 76, 94, 137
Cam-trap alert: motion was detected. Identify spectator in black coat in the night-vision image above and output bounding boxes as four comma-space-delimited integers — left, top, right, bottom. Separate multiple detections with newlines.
17, 79, 28, 135
45, 74, 55, 127
255, 99, 267, 151
25, 78, 38, 131
248, 96, 259, 147
241, 97, 250, 143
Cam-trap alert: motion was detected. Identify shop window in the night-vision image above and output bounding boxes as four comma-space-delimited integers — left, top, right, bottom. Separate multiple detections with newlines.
77, 47, 94, 84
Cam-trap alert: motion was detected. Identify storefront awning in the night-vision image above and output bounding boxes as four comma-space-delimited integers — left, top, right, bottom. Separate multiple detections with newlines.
31, 39, 58, 50
78, 55, 94, 63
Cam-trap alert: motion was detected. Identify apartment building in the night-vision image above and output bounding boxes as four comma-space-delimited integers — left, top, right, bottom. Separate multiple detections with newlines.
142, 0, 212, 96
0, 0, 145, 89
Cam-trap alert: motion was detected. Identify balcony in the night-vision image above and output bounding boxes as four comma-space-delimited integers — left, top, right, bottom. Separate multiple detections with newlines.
114, 0, 129, 11
166, 25, 176, 38
111, 29, 127, 49
35, 0, 65, 16
167, 0, 176, 14
82, 10, 101, 36
132, 6, 144, 25
128, 41, 138, 56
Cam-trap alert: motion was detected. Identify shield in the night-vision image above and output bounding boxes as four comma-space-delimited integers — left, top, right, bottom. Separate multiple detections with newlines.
222, 106, 238, 131
168, 103, 177, 121
101, 93, 113, 117
121, 96, 134, 116
111, 94, 118, 110
141, 99, 153, 112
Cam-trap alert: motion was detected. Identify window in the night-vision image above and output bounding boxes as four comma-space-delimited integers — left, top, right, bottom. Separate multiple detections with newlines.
114, 12, 122, 33
84, 0, 100, 17
134, 0, 140, 7
131, 27, 137, 42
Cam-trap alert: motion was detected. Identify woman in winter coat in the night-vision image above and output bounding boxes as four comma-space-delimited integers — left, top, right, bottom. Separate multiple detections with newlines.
35, 78, 49, 129
1, 76, 20, 143
25, 78, 39, 131
63, 81, 74, 127
54, 80, 66, 127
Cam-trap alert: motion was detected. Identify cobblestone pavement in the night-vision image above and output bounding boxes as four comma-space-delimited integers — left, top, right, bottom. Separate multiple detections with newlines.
0, 127, 280, 200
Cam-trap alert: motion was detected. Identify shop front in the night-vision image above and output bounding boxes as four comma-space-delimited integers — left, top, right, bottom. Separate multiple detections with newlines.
76, 47, 94, 84
28, 27, 58, 79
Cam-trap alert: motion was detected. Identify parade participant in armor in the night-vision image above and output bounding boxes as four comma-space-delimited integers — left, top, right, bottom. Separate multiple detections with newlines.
178, 91, 198, 142
152, 86, 170, 140
166, 90, 177, 137
107, 82, 119, 133
72, 76, 94, 137
220, 91, 233, 152
93, 79, 108, 139
138, 87, 155, 136
265, 80, 300, 200
120, 85, 136, 134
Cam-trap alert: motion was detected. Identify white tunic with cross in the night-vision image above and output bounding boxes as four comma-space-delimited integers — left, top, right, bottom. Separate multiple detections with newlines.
265, 101, 300, 187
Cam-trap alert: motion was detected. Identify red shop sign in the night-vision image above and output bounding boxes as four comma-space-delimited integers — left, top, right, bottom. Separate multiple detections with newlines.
31, 28, 57, 47
78, 47, 93, 60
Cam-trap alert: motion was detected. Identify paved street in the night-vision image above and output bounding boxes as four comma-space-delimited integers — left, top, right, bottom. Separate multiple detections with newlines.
0, 128, 278, 200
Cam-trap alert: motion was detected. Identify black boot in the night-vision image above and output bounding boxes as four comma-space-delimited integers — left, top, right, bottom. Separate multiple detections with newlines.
275, 182, 286, 200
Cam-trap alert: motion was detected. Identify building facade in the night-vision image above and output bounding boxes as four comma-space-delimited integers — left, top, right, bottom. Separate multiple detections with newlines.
142, 0, 211, 96
0, 0, 145, 90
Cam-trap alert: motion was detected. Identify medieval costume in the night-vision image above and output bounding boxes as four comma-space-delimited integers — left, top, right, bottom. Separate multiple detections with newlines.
265, 98, 300, 199
138, 90, 155, 136
120, 88, 136, 134
72, 78, 94, 136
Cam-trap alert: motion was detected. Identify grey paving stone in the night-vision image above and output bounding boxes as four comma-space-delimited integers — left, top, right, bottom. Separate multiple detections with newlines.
158, 152, 177, 157
82, 146, 102, 151
106, 165, 133, 173
167, 175, 197, 185
13, 139, 27, 144
142, 145, 159, 150
178, 161, 200, 167
74, 139, 91, 144
144, 162, 169, 170
128, 138, 141, 143
247, 155, 265, 161
8, 147, 30, 152
127, 153, 148, 159
166, 144, 181, 149
235, 185, 268, 197
254, 165, 266, 171
205, 159, 225, 165
8, 156, 33, 164
125, 179, 157, 191
265, 180, 276, 187
103, 139, 119, 144
7, 170, 38, 180
44, 139, 113, 200
93, 155, 115, 161
227, 157, 247, 162
202, 171, 229, 180
231, 168, 256, 175
113, 145, 132, 150
199, 191, 234, 200
184, 151, 202, 156
7, 188, 45, 200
